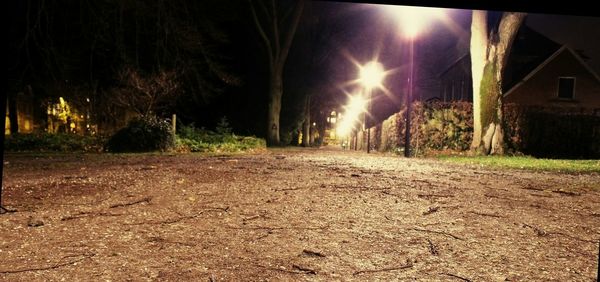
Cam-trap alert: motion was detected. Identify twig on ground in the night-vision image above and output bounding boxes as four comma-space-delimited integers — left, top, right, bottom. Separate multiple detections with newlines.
442, 272, 472, 281
469, 211, 502, 218
409, 228, 464, 241
552, 190, 581, 196
353, 262, 413, 276
427, 239, 438, 255
302, 249, 326, 257
332, 185, 389, 191
255, 264, 308, 275
483, 194, 514, 201
61, 211, 124, 221
423, 206, 439, 215
226, 225, 328, 231
292, 264, 317, 274
109, 196, 152, 208
275, 187, 304, 192
0, 253, 95, 274
417, 194, 454, 199
523, 223, 547, 236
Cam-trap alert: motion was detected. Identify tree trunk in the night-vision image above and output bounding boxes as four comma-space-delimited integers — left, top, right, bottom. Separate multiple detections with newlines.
8, 93, 19, 134
267, 68, 283, 146
250, 0, 304, 147
470, 11, 525, 155
302, 95, 310, 147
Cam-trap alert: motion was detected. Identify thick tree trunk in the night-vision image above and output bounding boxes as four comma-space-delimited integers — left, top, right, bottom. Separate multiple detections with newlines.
8, 93, 19, 134
301, 95, 310, 147
267, 68, 283, 146
470, 11, 525, 155
470, 11, 487, 151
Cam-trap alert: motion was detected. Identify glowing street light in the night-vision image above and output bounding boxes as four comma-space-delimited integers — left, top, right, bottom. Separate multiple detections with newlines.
359, 62, 386, 90
358, 61, 386, 153
337, 94, 367, 138
385, 5, 444, 157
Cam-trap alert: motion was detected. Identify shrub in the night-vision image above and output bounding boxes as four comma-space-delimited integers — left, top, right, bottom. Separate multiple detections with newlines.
106, 115, 174, 152
4, 133, 105, 152
175, 123, 265, 153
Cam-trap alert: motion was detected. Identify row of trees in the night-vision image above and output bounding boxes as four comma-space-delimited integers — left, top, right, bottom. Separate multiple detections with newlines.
7, 0, 526, 155
8, 0, 240, 132
249, 2, 526, 155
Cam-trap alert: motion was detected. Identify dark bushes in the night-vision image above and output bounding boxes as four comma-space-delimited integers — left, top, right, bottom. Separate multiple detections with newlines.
106, 115, 174, 152
367, 101, 599, 158
4, 133, 104, 152
504, 105, 600, 158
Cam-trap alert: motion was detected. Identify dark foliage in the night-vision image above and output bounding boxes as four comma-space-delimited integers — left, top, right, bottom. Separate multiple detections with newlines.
4, 133, 105, 152
504, 105, 600, 159
106, 116, 174, 152
367, 102, 599, 158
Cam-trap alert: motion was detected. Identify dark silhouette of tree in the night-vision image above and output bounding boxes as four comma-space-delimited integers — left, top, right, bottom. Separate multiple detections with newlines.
7, 0, 238, 132
249, 0, 305, 146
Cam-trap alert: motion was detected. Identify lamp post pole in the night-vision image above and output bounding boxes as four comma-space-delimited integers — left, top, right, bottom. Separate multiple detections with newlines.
366, 89, 372, 153
404, 37, 414, 158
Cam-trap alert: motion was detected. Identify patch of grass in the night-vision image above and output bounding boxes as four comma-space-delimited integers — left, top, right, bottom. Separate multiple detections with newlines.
175, 123, 265, 153
437, 155, 600, 173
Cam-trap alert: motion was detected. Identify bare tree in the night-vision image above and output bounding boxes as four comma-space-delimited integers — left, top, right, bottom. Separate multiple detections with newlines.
249, 0, 305, 146
470, 11, 526, 155
111, 67, 180, 116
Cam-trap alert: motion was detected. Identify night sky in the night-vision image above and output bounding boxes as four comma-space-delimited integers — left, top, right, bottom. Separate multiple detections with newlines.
8, 1, 600, 139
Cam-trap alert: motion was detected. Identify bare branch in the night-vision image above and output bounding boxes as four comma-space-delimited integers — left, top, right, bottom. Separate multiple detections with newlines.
278, 0, 304, 65
271, 0, 281, 60
249, 0, 274, 68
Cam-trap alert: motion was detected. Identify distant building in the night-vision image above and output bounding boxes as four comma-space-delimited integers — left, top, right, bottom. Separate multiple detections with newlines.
503, 46, 600, 109
436, 25, 600, 109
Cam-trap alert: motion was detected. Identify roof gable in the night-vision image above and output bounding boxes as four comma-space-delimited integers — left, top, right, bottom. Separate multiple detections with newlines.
504, 46, 600, 97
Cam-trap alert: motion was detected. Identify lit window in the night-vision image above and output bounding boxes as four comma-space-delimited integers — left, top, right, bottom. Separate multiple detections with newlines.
558, 77, 575, 99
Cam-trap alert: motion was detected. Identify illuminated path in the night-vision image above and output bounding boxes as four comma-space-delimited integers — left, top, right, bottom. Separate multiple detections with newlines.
1, 149, 598, 280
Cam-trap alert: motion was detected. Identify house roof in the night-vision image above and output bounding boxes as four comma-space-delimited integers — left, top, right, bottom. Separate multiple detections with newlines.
504, 45, 600, 97
438, 54, 469, 78
438, 26, 561, 85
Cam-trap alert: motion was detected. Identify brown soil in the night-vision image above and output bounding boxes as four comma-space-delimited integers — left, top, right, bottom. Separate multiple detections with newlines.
1, 148, 599, 281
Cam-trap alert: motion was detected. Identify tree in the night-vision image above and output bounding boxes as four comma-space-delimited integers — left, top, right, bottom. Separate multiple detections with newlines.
470, 11, 526, 155
249, 0, 305, 146
111, 67, 180, 116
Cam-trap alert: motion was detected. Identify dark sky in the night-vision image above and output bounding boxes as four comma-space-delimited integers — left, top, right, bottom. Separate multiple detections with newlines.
526, 14, 600, 73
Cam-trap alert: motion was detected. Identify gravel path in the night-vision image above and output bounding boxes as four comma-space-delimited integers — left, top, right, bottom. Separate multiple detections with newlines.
1, 148, 599, 281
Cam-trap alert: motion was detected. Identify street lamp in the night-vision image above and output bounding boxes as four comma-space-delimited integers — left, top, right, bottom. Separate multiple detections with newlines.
386, 6, 444, 157
358, 61, 385, 153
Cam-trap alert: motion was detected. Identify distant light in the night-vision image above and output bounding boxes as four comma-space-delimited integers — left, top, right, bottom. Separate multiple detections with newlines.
312, 122, 316, 126
337, 94, 367, 137
385, 5, 445, 38
359, 61, 386, 90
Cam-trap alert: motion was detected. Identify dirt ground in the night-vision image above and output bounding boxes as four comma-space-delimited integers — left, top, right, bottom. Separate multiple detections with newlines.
1, 147, 599, 281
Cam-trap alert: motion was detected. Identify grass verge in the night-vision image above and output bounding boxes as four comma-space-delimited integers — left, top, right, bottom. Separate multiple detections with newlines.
437, 155, 600, 173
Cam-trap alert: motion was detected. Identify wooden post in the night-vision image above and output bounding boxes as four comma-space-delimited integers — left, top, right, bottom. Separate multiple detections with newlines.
171, 114, 176, 138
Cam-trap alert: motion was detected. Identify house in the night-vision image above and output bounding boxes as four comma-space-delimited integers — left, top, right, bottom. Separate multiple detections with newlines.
503, 46, 600, 109
436, 25, 600, 109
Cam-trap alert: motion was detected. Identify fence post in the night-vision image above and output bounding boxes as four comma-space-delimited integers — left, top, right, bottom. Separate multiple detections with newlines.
172, 114, 176, 139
